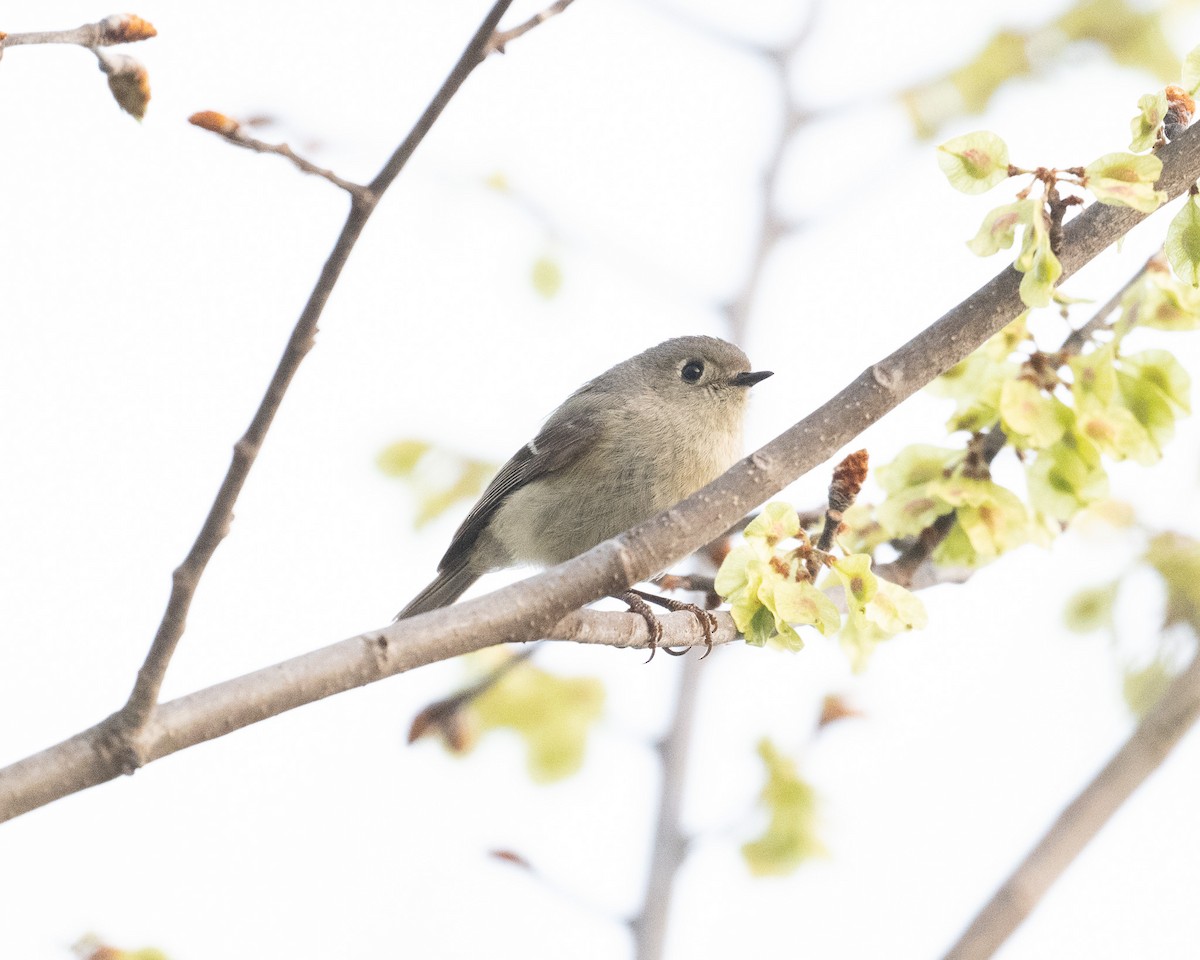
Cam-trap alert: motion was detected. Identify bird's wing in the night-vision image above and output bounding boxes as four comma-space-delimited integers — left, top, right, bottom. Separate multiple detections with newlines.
438, 413, 600, 573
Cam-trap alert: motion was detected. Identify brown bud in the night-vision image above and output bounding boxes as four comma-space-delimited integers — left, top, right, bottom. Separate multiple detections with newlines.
189, 110, 241, 137
489, 849, 532, 869
828, 449, 869, 514
100, 14, 157, 44
818, 693, 863, 728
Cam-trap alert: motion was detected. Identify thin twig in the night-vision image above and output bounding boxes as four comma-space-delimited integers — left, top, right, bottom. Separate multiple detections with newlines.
115, 0, 520, 758
189, 113, 368, 198
485, 0, 576, 56
408, 647, 536, 746
0, 14, 156, 50
941, 645, 1200, 960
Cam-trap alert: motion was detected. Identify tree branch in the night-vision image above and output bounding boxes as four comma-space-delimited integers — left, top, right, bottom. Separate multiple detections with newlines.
631, 654, 702, 960
116, 0, 518, 753
940, 645, 1200, 960
5, 115, 1200, 825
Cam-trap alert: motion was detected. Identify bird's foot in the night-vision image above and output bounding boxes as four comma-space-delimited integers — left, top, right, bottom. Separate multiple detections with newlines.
620, 588, 718, 660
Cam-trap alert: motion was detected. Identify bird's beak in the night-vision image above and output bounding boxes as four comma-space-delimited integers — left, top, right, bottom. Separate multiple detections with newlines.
731, 370, 773, 387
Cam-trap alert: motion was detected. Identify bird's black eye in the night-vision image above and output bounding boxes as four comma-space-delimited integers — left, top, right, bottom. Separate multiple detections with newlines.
680, 360, 705, 383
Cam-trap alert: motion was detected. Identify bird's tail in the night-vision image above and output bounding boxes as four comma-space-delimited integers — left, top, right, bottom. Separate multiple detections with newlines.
395, 563, 479, 620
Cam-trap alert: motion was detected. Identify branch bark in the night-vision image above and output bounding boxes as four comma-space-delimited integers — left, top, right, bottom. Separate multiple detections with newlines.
5, 99, 1200, 826
941, 646, 1200, 960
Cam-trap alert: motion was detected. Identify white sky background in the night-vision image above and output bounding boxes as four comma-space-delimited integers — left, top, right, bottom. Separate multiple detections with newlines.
2, 0, 1200, 957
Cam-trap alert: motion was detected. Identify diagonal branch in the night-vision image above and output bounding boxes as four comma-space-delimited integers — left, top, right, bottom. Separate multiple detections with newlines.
940, 645, 1200, 960
4, 118, 1200, 824
116, 0, 519, 753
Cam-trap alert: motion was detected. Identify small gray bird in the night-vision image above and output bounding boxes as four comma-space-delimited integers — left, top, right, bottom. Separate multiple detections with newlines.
397, 336, 772, 645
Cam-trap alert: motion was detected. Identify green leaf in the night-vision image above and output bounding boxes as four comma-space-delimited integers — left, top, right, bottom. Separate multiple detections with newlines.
830, 555, 927, 669
1116, 370, 1177, 457
1055, 0, 1179, 79
744, 502, 801, 547
946, 481, 1031, 560
929, 353, 1013, 434
770, 578, 842, 639
414, 460, 493, 528
1070, 344, 1120, 407
471, 656, 605, 782
744, 603, 778, 648
1085, 151, 1163, 184
1011, 210, 1062, 308
1118, 349, 1191, 413
1064, 583, 1118, 632
1145, 532, 1200, 632
1129, 91, 1168, 152
1026, 431, 1109, 522
1131, 270, 1200, 330
376, 439, 432, 477
741, 739, 824, 877
875, 445, 959, 537
1000, 378, 1069, 449
1086, 177, 1167, 213
932, 519, 981, 568
715, 544, 767, 635
531, 256, 563, 299
1166, 195, 1200, 287
1123, 659, 1175, 717
1020, 236, 1063, 307
1184, 44, 1200, 96
937, 131, 1011, 194
877, 444, 959, 492
967, 199, 1035, 257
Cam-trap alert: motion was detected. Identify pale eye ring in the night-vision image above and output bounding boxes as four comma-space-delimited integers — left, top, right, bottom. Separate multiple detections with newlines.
680, 360, 704, 383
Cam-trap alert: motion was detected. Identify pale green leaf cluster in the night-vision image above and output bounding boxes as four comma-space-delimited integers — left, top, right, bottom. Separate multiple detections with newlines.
829, 554, 929, 671
741, 738, 825, 877
377, 440, 495, 529
1129, 267, 1200, 330
875, 444, 1035, 567
938, 131, 1066, 308
942, 123, 1169, 308
1066, 530, 1200, 717
939, 286, 1190, 528
469, 654, 605, 782
902, 2, 1180, 139
714, 503, 925, 664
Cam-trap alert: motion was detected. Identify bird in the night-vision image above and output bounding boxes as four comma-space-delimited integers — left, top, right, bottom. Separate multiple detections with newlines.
397, 335, 772, 655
